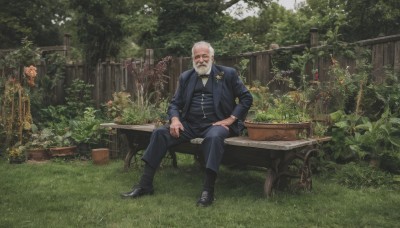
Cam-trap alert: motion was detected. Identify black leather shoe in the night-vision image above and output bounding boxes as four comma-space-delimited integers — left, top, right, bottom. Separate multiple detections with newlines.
120, 186, 154, 199
196, 190, 215, 207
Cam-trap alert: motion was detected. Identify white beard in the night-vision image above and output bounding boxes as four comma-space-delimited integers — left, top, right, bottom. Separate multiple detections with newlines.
193, 60, 212, 75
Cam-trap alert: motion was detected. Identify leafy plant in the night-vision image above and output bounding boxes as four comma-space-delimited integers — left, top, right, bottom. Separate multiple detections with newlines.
64, 79, 95, 118
106, 91, 169, 125
252, 93, 310, 123
50, 130, 73, 148
26, 125, 54, 150
348, 110, 400, 160
105, 91, 133, 122
330, 108, 400, 163
70, 107, 107, 146
38, 105, 70, 131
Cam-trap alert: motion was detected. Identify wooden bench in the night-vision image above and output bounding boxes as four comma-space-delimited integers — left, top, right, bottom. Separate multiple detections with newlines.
100, 123, 331, 196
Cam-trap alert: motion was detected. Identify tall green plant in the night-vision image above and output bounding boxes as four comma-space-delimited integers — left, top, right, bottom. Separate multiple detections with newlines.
64, 78, 94, 118
331, 108, 400, 163
70, 107, 107, 148
348, 109, 400, 160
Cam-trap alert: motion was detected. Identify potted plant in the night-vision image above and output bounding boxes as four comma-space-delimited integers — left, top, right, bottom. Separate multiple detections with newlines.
245, 91, 312, 141
26, 127, 53, 161
48, 129, 76, 157
70, 107, 108, 157
7, 143, 26, 164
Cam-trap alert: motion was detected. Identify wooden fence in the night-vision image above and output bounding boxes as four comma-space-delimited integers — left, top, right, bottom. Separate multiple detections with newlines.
2, 32, 400, 107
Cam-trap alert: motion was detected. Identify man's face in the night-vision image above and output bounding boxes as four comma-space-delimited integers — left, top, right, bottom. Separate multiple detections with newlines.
192, 45, 213, 75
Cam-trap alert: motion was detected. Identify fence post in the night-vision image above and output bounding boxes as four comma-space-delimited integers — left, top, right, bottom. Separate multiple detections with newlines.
310, 28, 319, 47
145, 49, 154, 66
63, 33, 71, 57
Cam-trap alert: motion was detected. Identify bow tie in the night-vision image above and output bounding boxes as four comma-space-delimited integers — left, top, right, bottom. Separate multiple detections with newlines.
199, 74, 209, 79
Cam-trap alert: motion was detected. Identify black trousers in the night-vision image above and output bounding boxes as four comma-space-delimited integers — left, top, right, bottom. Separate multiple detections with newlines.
142, 121, 232, 172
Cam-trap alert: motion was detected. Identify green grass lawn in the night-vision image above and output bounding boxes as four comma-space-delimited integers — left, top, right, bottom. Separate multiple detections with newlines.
1, 154, 399, 228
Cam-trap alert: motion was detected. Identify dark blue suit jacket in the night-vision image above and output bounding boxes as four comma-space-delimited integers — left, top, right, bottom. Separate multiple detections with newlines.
167, 64, 253, 135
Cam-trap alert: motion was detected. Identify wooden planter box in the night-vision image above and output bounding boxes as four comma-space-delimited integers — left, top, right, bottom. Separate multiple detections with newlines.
244, 121, 311, 141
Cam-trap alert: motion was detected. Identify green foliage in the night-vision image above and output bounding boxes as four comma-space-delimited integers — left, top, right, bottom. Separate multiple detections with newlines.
264, 9, 313, 46
236, 2, 288, 45
119, 102, 156, 125
70, 107, 107, 146
30, 53, 67, 120
50, 130, 73, 147
0, 38, 41, 69
147, 0, 223, 56
106, 91, 168, 125
213, 32, 263, 56
64, 79, 95, 118
329, 108, 400, 162
26, 125, 54, 149
105, 92, 133, 122
234, 58, 250, 83
69, 0, 129, 66
253, 93, 310, 123
339, 0, 400, 41
0, 0, 67, 48
362, 69, 400, 119
334, 162, 396, 189
38, 105, 70, 130
348, 111, 400, 160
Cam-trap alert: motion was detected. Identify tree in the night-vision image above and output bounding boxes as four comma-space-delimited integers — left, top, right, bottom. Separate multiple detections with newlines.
0, 0, 68, 49
132, 0, 272, 56
69, 0, 129, 66
305, 0, 400, 42
340, 0, 400, 41
236, 2, 288, 45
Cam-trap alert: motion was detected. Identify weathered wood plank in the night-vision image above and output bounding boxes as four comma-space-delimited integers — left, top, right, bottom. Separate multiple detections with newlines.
100, 123, 331, 151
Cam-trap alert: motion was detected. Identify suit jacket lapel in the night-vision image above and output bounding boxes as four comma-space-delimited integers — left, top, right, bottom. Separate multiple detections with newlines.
182, 72, 198, 115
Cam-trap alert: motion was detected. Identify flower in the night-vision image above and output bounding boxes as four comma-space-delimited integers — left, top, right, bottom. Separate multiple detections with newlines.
215, 71, 224, 82
24, 65, 37, 87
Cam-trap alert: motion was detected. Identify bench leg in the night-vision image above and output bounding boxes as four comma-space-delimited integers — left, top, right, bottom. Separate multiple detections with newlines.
264, 169, 276, 197
168, 150, 178, 168
124, 143, 139, 171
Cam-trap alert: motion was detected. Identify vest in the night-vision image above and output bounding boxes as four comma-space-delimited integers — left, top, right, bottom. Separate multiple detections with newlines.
186, 77, 218, 124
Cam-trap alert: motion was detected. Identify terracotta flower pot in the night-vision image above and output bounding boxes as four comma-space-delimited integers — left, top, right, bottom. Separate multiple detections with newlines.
28, 148, 49, 161
244, 121, 311, 141
49, 146, 77, 157
91, 148, 109, 165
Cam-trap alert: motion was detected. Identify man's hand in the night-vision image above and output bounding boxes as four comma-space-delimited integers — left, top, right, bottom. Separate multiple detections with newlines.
212, 115, 236, 130
170, 117, 184, 138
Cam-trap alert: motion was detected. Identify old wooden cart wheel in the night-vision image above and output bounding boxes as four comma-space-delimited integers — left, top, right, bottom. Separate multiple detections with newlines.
264, 169, 276, 197
275, 147, 318, 192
